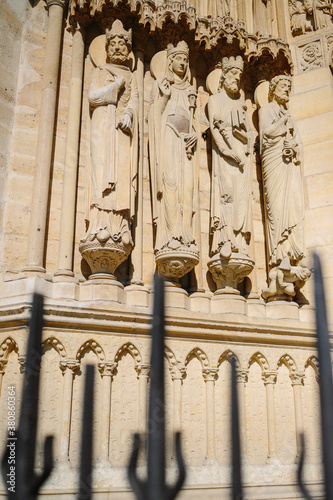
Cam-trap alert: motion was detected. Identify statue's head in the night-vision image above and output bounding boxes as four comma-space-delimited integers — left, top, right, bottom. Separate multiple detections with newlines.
166, 41, 190, 82
219, 56, 244, 95
106, 20, 132, 64
269, 75, 292, 104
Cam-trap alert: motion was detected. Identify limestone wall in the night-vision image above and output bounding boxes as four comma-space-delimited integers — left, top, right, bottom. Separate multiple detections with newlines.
0, 304, 322, 498
0, 0, 31, 276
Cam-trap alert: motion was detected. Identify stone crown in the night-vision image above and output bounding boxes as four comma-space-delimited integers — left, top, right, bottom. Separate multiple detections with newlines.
167, 41, 189, 58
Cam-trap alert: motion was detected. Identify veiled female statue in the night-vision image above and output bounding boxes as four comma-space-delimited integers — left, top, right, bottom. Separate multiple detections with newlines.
259, 75, 311, 300
80, 20, 138, 279
148, 41, 200, 281
207, 56, 254, 294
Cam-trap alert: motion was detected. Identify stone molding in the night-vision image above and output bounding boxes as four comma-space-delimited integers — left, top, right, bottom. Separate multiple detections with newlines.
290, 372, 305, 386
135, 364, 150, 378
202, 368, 219, 382
262, 371, 277, 385
98, 362, 118, 377
236, 370, 249, 384
59, 359, 80, 374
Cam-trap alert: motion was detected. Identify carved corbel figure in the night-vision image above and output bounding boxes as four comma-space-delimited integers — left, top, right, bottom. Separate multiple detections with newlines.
258, 75, 311, 301
79, 20, 139, 279
148, 41, 200, 283
207, 56, 254, 294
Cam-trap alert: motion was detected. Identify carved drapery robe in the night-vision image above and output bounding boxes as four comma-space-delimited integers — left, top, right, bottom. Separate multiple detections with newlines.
254, 0, 271, 36
148, 79, 199, 253
313, 0, 333, 29
259, 101, 305, 268
208, 90, 252, 256
289, 0, 313, 34
84, 63, 138, 245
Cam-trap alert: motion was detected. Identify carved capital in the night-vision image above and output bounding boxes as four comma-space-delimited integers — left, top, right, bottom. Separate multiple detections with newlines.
170, 365, 186, 381
236, 370, 248, 384
135, 364, 150, 378
290, 372, 304, 386
45, 0, 68, 9
202, 368, 218, 382
0, 359, 8, 375
98, 362, 117, 377
262, 371, 277, 385
60, 359, 80, 374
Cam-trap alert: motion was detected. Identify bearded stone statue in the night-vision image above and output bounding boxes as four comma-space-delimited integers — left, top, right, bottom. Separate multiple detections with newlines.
207, 56, 254, 294
80, 20, 138, 280
259, 75, 311, 301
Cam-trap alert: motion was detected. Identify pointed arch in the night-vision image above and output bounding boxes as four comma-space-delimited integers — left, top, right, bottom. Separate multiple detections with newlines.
76, 339, 105, 363
164, 345, 179, 369
42, 337, 67, 359
248, 352, 270, 371
185, 347, 210, 369
304, 356, 319, 377
277, 354, 298, 374
0, 337, 19, 360
217, 350, 240, 368
114, 342, 142, 366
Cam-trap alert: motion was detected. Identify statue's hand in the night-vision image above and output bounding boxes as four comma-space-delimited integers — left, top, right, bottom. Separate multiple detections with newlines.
118, 113, 132, 134
114, 74, 126, 91
184, 132, 197, 149
225, 149, 244, 168
158, 77, 171, 97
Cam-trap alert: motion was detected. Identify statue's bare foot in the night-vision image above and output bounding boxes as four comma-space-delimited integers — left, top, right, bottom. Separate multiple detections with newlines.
220, 241, 232, 259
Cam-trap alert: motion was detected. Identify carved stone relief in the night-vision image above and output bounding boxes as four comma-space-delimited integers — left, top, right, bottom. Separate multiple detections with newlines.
300, 41, 324, 71
79, 20, 139, 280
258, 75, 311, 301
313, 0, 333, 29
288, 0, 313, 36
207, 56, 254, 294
148, 41, 200, 282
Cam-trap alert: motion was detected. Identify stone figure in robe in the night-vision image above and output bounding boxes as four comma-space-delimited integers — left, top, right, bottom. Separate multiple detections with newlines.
253, 0, 271, 36
259, 75, 311, 300
207, 56, 254, 293
313, 0, 333, 29
288, 0, 313, 35
80, 20, 138, 278
148, 41, 200, 281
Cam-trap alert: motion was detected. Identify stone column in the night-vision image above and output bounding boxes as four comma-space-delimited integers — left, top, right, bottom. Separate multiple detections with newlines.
0, 360, 8, 400
262, 371, 278, 463
203, 368, 218, 464
290, 372, 305, 463
170, 365, 186, 433
131, 47, 145, 285
98, 362, 117, 460
54, 24, 86, 281
136, 364, 150, 433
236, 369, 248, 460
25, 0, 67, 273
58, 360, 79, 462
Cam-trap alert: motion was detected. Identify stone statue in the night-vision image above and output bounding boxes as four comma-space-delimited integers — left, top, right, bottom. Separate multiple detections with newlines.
313, 0, 333, 29
253, 0, 271, 36
80, 20, 138, 279
288, 0, 313, 35
148, 41, 200, 282
207, 0, 230, 18
207, 56, 254, 294
259, 75, 311, 301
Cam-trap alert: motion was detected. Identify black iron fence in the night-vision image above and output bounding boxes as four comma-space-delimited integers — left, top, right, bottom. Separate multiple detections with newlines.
0, 253, 331, 499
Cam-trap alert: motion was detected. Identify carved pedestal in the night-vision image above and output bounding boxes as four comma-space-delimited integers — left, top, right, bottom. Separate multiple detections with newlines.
79, 235, 131, 280
208, 252, 254, 295
155, 246, 199, 283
